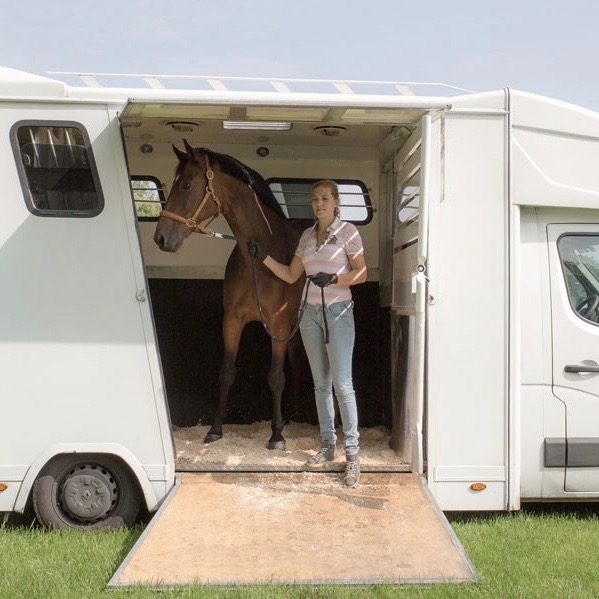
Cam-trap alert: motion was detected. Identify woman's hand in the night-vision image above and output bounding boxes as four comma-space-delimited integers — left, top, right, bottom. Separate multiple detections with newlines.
310, 272, 338, 288
247, 240, 267, 262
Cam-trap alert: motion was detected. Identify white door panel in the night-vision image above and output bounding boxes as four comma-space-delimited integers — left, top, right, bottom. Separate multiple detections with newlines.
548, 223, 599, 492
0, 105, 170, 473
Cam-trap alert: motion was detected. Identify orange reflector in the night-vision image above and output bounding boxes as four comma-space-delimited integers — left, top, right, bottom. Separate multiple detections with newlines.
0, 483, 7, 492
470, 482, 487, 492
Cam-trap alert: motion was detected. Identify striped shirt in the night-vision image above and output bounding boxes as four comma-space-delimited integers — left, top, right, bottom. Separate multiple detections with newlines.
295, 217, 364, 305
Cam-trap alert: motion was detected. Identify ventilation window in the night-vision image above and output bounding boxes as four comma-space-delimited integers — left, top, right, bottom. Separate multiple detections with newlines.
11, 121, 104, 217
266, 178, 372, 224
132, 176, 165, 220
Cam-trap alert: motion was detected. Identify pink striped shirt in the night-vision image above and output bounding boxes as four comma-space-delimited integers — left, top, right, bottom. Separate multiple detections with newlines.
295, 217, 364, 305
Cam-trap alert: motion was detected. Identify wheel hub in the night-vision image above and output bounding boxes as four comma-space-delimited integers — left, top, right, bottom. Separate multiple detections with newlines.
60, 466, 117, 522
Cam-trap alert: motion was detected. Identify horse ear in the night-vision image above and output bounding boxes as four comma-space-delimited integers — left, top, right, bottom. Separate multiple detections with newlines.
183, 139, 199, 163
172, 144, 188, 162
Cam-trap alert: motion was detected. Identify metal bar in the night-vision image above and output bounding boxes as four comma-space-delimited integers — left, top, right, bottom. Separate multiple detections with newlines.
47, 71, 475, 94
334, 83, 354, 94
142, 77, 165, 89
271, 81, 290, 93
79, 75, 101, 87
412, 114, 432, 475
207, 79, 228, 91
28, 127, 40, 166
395, 84, 415, 96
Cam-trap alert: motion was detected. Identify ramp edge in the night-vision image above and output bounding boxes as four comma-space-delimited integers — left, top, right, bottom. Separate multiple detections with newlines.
419, 475, 480, 583
106, 575, 477, 589
108, 475, 182, 588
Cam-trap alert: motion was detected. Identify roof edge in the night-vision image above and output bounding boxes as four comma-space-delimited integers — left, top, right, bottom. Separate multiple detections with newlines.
0, 67, 67, 97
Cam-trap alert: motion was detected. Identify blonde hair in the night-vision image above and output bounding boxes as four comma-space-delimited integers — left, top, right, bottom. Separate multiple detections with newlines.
311, 179, 339, 199
311, 180, 340, 217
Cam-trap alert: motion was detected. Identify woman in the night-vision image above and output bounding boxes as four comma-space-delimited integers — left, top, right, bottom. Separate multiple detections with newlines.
249, 180, 367, 487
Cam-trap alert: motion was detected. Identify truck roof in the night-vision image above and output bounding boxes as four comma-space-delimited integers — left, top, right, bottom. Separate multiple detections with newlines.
0, 66, 467, 107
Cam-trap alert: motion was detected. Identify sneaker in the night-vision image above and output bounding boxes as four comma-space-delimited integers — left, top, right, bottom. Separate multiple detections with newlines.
344, 453, 360, 487
306, 444, 337, 469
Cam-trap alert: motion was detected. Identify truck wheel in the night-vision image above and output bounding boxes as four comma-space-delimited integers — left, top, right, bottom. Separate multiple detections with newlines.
32, 455, 140, 530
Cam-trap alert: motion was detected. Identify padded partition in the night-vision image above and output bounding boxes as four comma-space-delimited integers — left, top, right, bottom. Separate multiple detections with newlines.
148, 280, 391, 429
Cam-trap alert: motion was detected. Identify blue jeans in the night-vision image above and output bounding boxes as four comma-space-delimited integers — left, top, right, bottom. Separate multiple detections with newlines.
299, 300, 359, 455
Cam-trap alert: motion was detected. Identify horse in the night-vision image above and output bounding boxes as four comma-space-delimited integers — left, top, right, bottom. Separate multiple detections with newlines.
154, 140, 305, 450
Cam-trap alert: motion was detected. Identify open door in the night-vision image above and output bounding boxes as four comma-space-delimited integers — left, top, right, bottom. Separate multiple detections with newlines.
389, 115, 435, 472
548, 223, 599, 492
0, 104, 174, 513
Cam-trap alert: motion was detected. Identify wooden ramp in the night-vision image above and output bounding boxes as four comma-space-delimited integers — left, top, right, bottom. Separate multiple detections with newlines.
109, 473, 477, 587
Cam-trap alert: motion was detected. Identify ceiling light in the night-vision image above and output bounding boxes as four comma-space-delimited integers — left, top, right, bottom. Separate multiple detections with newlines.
222, 121, 293, 131
313, 125, 347, 137
165, 121, 198, 133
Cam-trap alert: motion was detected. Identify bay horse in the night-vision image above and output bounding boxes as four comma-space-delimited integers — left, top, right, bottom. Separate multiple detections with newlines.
154, 140, 305, 450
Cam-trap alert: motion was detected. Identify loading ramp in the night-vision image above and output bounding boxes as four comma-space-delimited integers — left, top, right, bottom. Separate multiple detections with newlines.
109, 472, 477, 587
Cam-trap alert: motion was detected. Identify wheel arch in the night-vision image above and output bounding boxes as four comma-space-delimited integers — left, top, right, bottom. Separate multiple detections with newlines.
14, 443, 163, 514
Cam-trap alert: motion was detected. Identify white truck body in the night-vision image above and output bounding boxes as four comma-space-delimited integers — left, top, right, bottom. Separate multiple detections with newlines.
1, 66, 599, 520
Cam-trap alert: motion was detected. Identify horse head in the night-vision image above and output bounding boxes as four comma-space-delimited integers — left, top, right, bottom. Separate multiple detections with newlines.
154, 140, 221, 252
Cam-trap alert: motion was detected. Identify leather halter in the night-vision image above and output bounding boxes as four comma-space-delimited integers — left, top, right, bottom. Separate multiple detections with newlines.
159, 153, 222, 234
157, 149, 310, 343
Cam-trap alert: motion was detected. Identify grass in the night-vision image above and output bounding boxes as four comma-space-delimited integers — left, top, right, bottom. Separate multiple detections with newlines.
2, 504, 599, 598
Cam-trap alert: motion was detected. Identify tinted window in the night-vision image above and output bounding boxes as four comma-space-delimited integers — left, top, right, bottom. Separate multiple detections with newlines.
11, 122, 103, 217
558, 234, 599, 324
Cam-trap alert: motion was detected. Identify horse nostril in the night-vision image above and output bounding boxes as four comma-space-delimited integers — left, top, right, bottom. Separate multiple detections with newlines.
154, 233, 165, 250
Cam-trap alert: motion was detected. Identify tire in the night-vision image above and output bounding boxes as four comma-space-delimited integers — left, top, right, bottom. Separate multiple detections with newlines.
32, 454, 141, 530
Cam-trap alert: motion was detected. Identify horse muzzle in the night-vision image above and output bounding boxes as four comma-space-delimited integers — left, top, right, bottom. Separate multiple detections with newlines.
154, 229, 183, 253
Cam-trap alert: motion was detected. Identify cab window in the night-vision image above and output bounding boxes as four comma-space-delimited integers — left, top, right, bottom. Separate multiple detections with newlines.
558, 234, 599, 324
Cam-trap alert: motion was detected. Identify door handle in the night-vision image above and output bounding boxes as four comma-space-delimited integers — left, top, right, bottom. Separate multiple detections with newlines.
564, 364, 599, 373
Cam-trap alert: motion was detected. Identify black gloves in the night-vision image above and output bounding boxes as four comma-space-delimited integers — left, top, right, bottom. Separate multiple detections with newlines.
247, 240, 268, 262
310, 272, 338, 288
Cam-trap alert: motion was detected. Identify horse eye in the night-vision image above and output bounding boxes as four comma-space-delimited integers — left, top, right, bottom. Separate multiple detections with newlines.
181, 181, 192, 191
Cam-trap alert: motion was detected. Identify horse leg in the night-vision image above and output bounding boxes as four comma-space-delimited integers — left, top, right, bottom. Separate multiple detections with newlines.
204, 317, 242, 443
267, 340, 288, 450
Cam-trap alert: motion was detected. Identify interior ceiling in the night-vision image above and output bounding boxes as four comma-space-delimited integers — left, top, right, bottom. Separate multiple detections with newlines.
119, 102, 425, 147
122, 118, 398, 147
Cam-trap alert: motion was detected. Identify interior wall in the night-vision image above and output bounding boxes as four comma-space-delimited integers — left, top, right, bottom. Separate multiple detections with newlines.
126, 140, 381, 279
124, 132, 394, 430
149, 278, 390, 428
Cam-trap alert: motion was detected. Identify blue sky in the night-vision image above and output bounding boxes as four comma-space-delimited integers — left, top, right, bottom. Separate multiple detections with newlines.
1, 0, 598, 110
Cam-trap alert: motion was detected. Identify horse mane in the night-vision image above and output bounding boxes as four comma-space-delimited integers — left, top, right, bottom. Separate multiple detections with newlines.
179, 147, 287, 220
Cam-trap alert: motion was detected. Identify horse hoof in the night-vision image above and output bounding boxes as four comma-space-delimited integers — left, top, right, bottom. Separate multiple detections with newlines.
204, 433, 222, 444
268, 440, 287, 451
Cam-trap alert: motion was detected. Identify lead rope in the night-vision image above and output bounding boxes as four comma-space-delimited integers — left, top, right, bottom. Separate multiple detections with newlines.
249, 253, 312, 343
320, 285, 330, 344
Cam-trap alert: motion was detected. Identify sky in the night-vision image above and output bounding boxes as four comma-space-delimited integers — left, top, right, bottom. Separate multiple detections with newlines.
1, 0, 599, 110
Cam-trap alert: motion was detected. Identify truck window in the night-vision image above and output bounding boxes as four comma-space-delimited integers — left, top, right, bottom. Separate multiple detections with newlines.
132, 176, 165, 220
558, 234, 599, 325
11, 122, 103, 217
267, 178, 372, 224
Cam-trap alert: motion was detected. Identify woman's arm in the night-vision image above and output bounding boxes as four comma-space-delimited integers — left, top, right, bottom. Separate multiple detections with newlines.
337, 253, 367, 286
263, 254, 305, 284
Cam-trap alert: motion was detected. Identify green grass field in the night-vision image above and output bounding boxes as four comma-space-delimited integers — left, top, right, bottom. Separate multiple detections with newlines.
2, 504, 599, 598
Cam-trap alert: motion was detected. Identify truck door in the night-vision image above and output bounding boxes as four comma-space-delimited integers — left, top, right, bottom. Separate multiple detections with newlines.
548, 223, 599, 492
0, 105, 173, 488
390, 114, 436, 472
